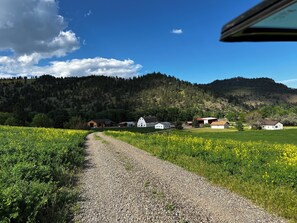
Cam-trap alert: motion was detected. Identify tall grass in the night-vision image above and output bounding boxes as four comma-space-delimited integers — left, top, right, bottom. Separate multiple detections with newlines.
0, 126, 87, 222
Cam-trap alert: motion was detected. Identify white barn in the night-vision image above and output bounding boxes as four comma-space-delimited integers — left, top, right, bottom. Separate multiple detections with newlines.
155, 122, 171, 129
211, 121, 229, 129
137, 116, 158, 128
261, 120, 283, 130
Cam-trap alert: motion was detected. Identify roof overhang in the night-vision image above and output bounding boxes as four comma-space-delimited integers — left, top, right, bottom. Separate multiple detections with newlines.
220, 0, 297, 42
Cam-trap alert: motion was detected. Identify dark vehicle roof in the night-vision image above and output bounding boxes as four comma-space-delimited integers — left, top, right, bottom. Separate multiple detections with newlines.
221, 0, 297, 42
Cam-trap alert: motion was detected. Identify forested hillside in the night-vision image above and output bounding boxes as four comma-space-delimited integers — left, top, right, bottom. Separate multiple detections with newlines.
203, 77, 297, 109
1, 73, 297, 128
0, 73, 234, 127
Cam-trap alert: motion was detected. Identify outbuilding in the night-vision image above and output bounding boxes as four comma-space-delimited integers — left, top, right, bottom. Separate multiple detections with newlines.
195, 117, 218, 127
118, 121, 135, 127
211, 121, 229, 129
260, 120, 283, 130
87, 119, 113, 128
155, 122, 171, 129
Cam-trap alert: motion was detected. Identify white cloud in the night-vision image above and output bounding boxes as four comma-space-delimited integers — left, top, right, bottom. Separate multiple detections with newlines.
0, 0, 142, 79
0, 56, 14, 64
280, 78, 297, 88
0, 0, 79, 62
0, 56, 142, 78
17, 53, 41, 66
85, 10, 92, 17
171, 29, 183, 34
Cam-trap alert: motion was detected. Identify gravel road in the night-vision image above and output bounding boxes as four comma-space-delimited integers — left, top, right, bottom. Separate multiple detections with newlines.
74, 132, 287, 223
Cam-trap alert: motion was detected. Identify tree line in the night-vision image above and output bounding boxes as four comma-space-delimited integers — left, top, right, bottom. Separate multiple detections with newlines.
1, 73, 297, 129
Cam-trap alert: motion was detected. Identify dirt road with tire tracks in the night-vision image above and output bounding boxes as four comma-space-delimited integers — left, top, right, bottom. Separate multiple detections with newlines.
74, 132, 287, 223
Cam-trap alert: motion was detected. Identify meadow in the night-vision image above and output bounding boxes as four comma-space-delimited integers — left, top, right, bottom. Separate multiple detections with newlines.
186, 127, 297, 145
106, 130, 297, 222
0, 126, 87, 223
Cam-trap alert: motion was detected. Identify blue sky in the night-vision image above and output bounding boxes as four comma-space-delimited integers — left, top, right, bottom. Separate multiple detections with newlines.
0, 0, 297, 88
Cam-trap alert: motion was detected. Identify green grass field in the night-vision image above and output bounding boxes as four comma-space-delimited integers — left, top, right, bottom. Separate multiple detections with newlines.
185, 127, 297, 145
0, 126, 87, 223
106, 129, 297, 222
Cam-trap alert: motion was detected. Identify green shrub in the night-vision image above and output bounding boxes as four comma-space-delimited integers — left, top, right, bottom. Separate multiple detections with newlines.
235, 121, 244, 131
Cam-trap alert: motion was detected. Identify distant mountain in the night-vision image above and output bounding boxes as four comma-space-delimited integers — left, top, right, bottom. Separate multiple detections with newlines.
0, 73, 297, 126
202, 77, 297, 109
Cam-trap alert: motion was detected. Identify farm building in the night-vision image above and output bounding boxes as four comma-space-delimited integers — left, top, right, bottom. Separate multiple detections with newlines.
155, 122, 171, 129
211, 121, 230, 129
137, 116, 158, 128
118, 121, 135, 127
87, 119, 114, 128
260, 120, 283, 130
186, 121, 193, 126
195, 117, 218, 127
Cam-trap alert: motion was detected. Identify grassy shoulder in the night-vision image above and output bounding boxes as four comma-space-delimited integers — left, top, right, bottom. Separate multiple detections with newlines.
0, 126, 88, 223
105, 130, 297, 222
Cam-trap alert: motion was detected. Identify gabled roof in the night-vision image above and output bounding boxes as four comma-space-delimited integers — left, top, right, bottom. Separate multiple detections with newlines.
196, 117, 217, 121
143, 116, 158, 123
156, 122, 171, 125
261, 120, 280, 126
119, 121, 135, 124
89, 119, 113, 124
211, 121, 229, 126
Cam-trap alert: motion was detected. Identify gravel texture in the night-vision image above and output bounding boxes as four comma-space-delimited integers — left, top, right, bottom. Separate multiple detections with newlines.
74, 132, 287, 223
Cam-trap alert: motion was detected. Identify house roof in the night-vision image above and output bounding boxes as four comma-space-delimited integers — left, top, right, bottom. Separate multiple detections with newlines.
89, 119, 113, 124
156, 122, 171, 125
143, 116, 158, 123
261, 120, 280, 126
211, 121, 229, 126
119, 121, 135, 124
204, 117, 218, 120
196, 117, 218, 121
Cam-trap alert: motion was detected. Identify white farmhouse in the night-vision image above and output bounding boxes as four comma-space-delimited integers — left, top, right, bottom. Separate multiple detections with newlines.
137, 116, 158, 128
155, 122, 171, 129
261, 120, 283, 130
211, 121, 229, 129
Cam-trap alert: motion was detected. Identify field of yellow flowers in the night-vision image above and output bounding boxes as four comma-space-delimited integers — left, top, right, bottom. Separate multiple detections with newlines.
106, 130, 297, 222
0, 126, 87, 223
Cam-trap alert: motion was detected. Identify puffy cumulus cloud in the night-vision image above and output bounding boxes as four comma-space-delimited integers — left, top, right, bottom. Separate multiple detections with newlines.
0, 0, 79, 63
0, 57, 142, 78
0, 0, 141, 79
171, 29, 183, 34
41, 58, 142, 78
